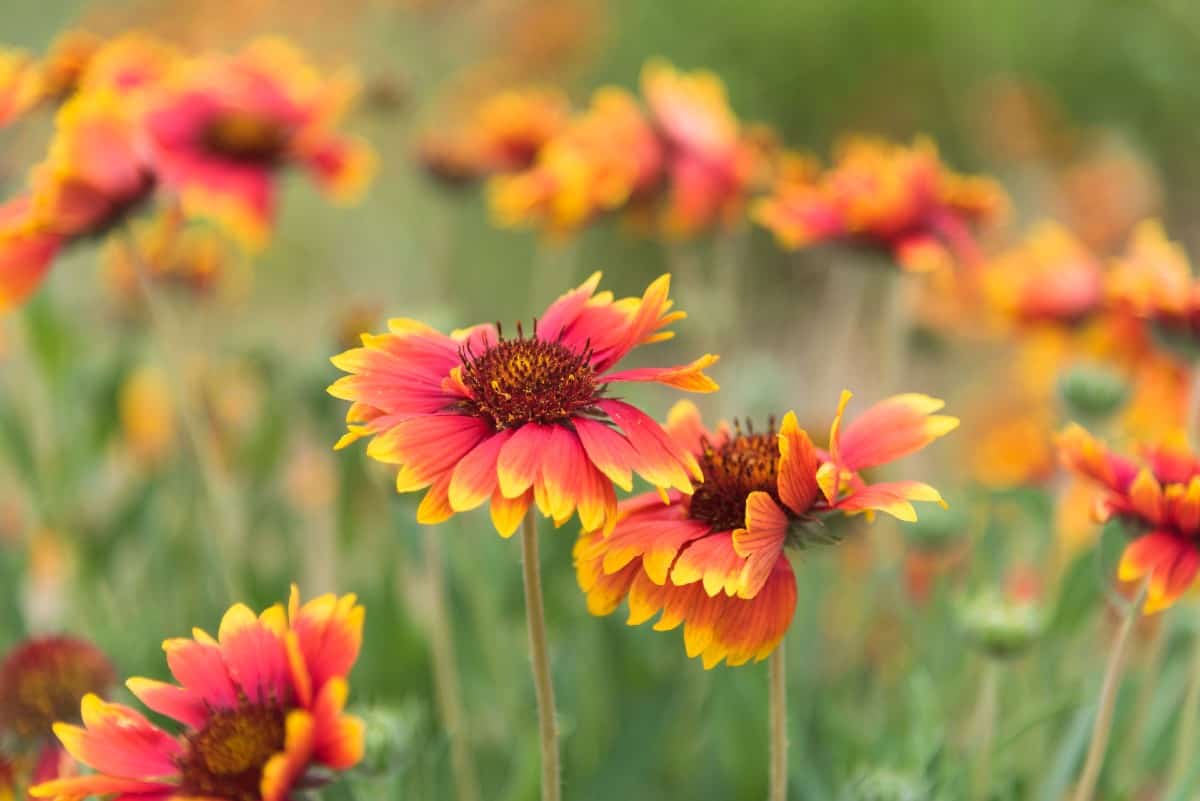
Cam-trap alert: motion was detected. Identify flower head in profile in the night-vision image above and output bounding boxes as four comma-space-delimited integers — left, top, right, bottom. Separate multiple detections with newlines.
329, 272, 718, 536
145, 38, 375, 249
754, 136, 1007, 272
1107, 220, 1200, 356
982, 222, 1103, 326
0, 88, 155, 310
488, 88, 664, 235
576, 391, 957, 667
418, 87, 571, 184
1058, 424, 1200, 613
33, 587, 364, 801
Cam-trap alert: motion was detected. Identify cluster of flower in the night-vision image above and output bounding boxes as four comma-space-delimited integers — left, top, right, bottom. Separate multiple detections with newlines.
0, 31, 374, 312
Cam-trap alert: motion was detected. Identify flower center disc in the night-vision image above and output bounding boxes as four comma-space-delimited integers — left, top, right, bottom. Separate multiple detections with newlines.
203, 112, 289, 162
459, 332, 598, 430
688, 430, 779, 531
178, 703, 286, 801
0, 637, 114, 739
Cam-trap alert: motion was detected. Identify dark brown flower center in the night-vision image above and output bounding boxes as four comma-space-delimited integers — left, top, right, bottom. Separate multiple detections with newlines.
202, 112, 289, 162
688, 422, 779, 531
177, 702, 287, 801
0, 636, 115, 740
458, 322, 599, 430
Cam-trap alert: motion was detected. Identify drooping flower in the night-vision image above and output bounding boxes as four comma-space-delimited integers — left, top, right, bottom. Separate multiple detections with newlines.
329, 272, 718, 536
32, 587, 364, 801
488, 88, 663, 235
576, 391, 957, 667
982, 222, 1103, 326
417, 87, 571, 184
144, 38, 375, 249
1057, 424, 1200, 612
754, 136, 1007, 272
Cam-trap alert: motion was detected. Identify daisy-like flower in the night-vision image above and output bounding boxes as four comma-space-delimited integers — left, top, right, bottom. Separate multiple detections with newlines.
754, 136, 1007, 272
576, 391, 957, 667
32, 587, 365, 801
639, 59, 761, 237
329, 272, 718, 536
1107, 220, 1200, 354
143, 38, 375, 249
417, 87, 571, 184
488, 88, 664, 235
1058, 424, 1200, 613
982, 222, 1104, 326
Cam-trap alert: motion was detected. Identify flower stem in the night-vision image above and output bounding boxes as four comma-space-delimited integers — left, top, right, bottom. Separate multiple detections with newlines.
423, 528, 482, 801
520, 509, 561, 801
1071, 577, 1148, 801
1167, 628, 1200, 793
125, 227, 238, 597
971, 661, 1000, 801
768, 643, 788, 801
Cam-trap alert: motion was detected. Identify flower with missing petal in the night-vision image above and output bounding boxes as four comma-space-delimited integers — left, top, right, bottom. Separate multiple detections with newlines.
754, 136, 1006, 272
144, 38, 375, 249
329, 272, 718, 536
32, 587, 364, 801
1058, 424, 1200, 613
576, 391, 957, 667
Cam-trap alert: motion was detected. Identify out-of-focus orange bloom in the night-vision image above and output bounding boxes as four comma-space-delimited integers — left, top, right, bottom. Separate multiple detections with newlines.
967, 403, 1056, 489
0, 199, 61, 312
1108, 220, 1200, 348
640, 60, 761, 236
75, 32, 179, 98
1056, 139, 1161, 252
1059, 424, 1200, 613
38, 31, 103, 101
754, 136, 1007, 272
145, 38, 375, 249
983, 222, 1103, 326
488, 88, 663, 235
0, 49, 43, 127
118, 366, 177, 466
418, 87, 571, 183
101, 209, 227, 305
970, 76, 1072, 163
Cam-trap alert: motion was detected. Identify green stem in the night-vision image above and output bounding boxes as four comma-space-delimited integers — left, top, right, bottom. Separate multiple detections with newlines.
423, 528, 481, 801
1166, 629, 1200, 793
520, 509, 561, 801
972, 661, 1000, 801
125, 228, 238, 597
1071, 578, 1149, 801
768, 643, 788, 801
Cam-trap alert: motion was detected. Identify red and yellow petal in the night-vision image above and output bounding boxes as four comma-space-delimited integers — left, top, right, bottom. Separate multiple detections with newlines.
216, 602, 290, 705
669, 531, 745, 597
776, 411, 819, 516
260, 709, 315, 801
490, 488, 532, 538
835, 480, 947, 522
834, 392, 958, 472
288, 587, 364, 696
1128, 468, 1165, 526
603, 354, 720, 393
732, 492, 789, 599
309, 678, 364, 770
51, 695, 180, 781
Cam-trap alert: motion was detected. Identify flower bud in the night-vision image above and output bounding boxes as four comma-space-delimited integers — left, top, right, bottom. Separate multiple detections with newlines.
1057, 362, 1130, 425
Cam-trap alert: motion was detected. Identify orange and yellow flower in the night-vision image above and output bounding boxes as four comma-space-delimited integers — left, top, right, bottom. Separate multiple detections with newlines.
982, 222, 1103, 326
488, 88, 663, 235
1058, 424, 1200, 613
329, 272, 718, 536
32, 587, 364, 801
1107, 220, 1200, 350
576, 391, 957, 667
0, 48, 43, 127
418, 87, 571, 183
144, 38, 375, 249
754, 136, 1007, 272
